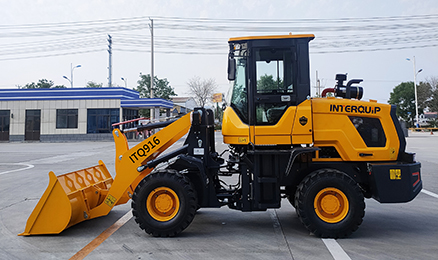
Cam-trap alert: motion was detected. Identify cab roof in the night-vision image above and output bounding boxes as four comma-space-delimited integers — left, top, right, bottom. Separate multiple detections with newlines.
228, 34, 315, 42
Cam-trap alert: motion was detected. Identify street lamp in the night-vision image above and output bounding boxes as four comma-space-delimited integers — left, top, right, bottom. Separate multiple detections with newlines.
406, 57, 422, 128
63, 63, 81, 88
62, 75, 71, 87
121, 77, 127, 88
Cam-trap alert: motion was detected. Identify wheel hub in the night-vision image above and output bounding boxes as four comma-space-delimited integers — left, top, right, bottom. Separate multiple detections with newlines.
314, 187, 349, 223
147, 187, 180, 222
155, 193, 173, 213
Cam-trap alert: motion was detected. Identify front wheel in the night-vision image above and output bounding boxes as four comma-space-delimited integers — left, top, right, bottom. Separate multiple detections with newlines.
131, 169, 197, 237
295, 169, 365, 238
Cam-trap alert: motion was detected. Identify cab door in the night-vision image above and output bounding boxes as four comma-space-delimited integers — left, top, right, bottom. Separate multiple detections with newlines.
251, 48, 296, 145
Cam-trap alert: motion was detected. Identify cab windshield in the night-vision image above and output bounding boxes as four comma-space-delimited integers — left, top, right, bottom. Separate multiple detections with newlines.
226, 56, 248, 124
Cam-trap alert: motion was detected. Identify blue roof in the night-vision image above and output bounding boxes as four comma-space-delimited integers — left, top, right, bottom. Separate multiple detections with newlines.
122, 98, 173, 109
0, 87, 139, 101
0, 87, 173, 108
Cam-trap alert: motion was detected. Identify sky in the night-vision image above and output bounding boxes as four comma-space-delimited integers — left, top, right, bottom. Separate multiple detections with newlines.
0, 0, 437, 104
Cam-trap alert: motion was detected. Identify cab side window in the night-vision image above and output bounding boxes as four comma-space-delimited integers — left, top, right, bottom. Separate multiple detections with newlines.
255, 48, 293, 125
256, 48, 293, 94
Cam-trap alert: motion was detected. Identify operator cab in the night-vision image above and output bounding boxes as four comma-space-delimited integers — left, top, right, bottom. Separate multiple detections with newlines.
223, 34, 315, 145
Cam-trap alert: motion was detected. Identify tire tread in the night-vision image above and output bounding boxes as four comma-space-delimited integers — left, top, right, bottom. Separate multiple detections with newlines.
295, 168, 365, 238
131, 169, 197, 237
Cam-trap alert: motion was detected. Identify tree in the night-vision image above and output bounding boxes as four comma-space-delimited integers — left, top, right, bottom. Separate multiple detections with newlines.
86, 81, 104, 88
388, 81, 431, 126
134, 73, 176, 100
134, 74, 176, 117
187, 76, 217, 107
257, 74, 283, 92
417, 81, 432, 109
426, 77, 438, 112
23, 79, 54, 89
53, 85, 67, 88
20, 79, 66, 89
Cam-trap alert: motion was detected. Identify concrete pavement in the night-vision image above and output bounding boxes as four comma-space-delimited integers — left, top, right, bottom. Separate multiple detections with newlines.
0, 131, 437, 259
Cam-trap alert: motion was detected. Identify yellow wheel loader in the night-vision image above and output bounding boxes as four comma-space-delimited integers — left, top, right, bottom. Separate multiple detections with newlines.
20, 34, 422, 238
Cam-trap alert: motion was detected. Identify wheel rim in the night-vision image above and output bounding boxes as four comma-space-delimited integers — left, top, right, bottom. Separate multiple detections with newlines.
314, 187, 349, 223
147, 187, 180, 222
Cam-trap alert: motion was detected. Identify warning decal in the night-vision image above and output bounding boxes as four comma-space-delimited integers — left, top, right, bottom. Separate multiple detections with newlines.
390, 169, 401, 180
104, 194, 117, 207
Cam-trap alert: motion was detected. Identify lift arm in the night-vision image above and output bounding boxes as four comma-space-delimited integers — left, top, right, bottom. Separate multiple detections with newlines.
19, 112, 192, 235
89, 112, 192, 219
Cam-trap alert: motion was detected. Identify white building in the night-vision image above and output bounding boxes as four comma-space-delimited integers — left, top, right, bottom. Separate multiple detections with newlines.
417, 112, 438, 127
171, 97, 197, 114
0, 87, 173, 142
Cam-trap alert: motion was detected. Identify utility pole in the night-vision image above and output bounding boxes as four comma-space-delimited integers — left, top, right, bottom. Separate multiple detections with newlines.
149, 18, 155, 121
108, 34, 112, 87
316, 70, 321, 97
413, 56, 419, 128
407, 56, 423, 128
312, 70, 321, 97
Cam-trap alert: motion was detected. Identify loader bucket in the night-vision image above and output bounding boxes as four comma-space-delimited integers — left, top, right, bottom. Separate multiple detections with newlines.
19, 161, 114, 236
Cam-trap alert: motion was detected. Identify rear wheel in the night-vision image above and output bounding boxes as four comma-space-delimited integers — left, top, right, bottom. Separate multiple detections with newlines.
132, 169, 197, 237
295, 169, 365, 238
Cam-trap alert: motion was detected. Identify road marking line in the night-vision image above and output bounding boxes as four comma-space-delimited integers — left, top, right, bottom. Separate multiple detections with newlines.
24, 151, 99, 165
269, 210, 295, 259
322, 238, 352, 260
421, 189, 438, 199
0, 163, 34, 175
69, 210, 133, 260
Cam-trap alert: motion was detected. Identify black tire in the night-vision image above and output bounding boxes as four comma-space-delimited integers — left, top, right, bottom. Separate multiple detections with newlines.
131, 169, 197, 237
295, 168, 365, 238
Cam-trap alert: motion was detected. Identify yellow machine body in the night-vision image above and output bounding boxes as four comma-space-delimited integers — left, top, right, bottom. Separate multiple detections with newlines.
19, 113, 192, 236
312, 97, 400, 162
19, 34, 422, 239
222, 97, 400, 162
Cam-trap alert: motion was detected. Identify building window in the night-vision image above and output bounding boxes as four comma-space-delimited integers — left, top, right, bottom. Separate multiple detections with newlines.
56, 109, 78, 129
87, 109, 119, 133
122, 109, 139, 128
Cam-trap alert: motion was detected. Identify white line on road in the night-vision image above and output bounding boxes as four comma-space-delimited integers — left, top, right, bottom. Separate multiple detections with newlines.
421, 189, 438, 199
322, 238, 352, 260
0, 163, 34, 175
23, 151, 99, 165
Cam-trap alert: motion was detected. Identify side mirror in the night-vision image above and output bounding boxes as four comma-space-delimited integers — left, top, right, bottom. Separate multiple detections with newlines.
228, 58, 236, 81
